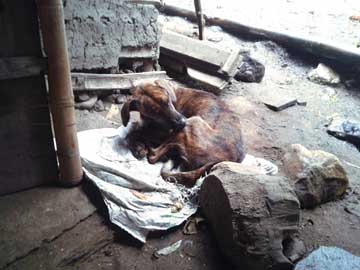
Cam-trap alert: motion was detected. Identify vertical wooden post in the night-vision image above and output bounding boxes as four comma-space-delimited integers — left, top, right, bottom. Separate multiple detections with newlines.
36, 0, 83, 186
194, 0, 205, 40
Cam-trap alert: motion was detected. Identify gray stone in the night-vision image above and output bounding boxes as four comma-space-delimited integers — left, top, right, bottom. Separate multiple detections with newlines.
307, 63, 340, 85
75, 95, 98, 110
235, 55, 265, 83
94, 99, 105, 112
283, 144, 349, 208
76, 92, 91, 102
200, 161, 301, 270
64, 0, 160, 71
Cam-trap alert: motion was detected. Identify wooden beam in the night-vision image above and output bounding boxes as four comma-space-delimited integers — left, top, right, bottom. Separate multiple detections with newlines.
160, 29, 240, 79
71, 71, 168, 91
0, 57, 47, 81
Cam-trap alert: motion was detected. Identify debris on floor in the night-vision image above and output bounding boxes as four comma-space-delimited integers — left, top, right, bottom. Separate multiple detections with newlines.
234, 54, 265, 83
307, 63, 340, 86
283, 144, 349, 208
295, 246, 360, 270
181, 240, 196, 257
200, 161, 301, 270
327, 117, 360, 148
76, 92, 91, 102
263, 95, 298, 111
75, 95, 98, 110
183, 216, 206, 235
153, 240, 183, 258
94, 99, 105, 112
283, 237, 307, 263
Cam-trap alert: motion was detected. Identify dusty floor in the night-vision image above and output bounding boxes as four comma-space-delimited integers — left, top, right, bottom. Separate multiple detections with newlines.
1, 12, 360, 270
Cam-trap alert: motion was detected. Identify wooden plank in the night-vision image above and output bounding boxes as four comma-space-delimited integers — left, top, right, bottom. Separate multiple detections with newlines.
0, 57, 47, 80
0, 77, 58, 195
160, 29, 228, 69
160, 29, 240, 78
187, 67, 227, 94
71, 71, 168, 91
262, 95, 298, 112
0, 0, 42, 57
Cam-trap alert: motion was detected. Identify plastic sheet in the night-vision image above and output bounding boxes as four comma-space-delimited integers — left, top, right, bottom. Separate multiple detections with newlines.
78, 127, 201, 242
295, 246, 360, 270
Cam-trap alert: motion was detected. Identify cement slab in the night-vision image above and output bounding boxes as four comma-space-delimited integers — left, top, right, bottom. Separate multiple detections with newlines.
0, 186, 96, 268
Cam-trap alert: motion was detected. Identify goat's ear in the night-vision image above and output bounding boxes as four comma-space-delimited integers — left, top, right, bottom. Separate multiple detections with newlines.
155, 79, 177, 103
121, 99, 139, 126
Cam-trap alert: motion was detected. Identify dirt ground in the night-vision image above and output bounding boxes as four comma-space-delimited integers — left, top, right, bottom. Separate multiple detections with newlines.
2, 11, 360, 270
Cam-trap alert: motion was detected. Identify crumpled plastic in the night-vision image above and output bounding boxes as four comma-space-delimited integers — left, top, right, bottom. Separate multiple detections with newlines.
327, 117, 360, 148
295, 246, 360, 270
78, 127, 201, 243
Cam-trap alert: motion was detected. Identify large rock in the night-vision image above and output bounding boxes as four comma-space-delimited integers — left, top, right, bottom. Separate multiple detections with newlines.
64, 0, 160, 71
200, 162, 301, 270
283, 144, 348, 208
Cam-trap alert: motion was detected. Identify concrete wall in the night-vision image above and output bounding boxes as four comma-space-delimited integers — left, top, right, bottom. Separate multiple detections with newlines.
64, 0, 160, 71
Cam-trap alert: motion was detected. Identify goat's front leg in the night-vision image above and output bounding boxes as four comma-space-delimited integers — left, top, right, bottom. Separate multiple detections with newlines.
147, 142, 179, 164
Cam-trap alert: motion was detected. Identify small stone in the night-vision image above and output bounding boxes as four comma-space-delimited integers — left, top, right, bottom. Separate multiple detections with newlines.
76, 92, 91, 102
307, 63, 340, 86
74, 95, 98, 110
283, 144, 349, 208
235, 55, 265, 83
94, 99, 105, 112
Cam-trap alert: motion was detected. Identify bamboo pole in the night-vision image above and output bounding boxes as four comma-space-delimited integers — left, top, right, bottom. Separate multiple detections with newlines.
194, 0, 205, 40
36, 0, 83, 186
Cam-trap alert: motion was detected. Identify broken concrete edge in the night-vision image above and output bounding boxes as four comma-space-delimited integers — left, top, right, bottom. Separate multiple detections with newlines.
71, 71, 168, 91
161, 4, 360, 66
